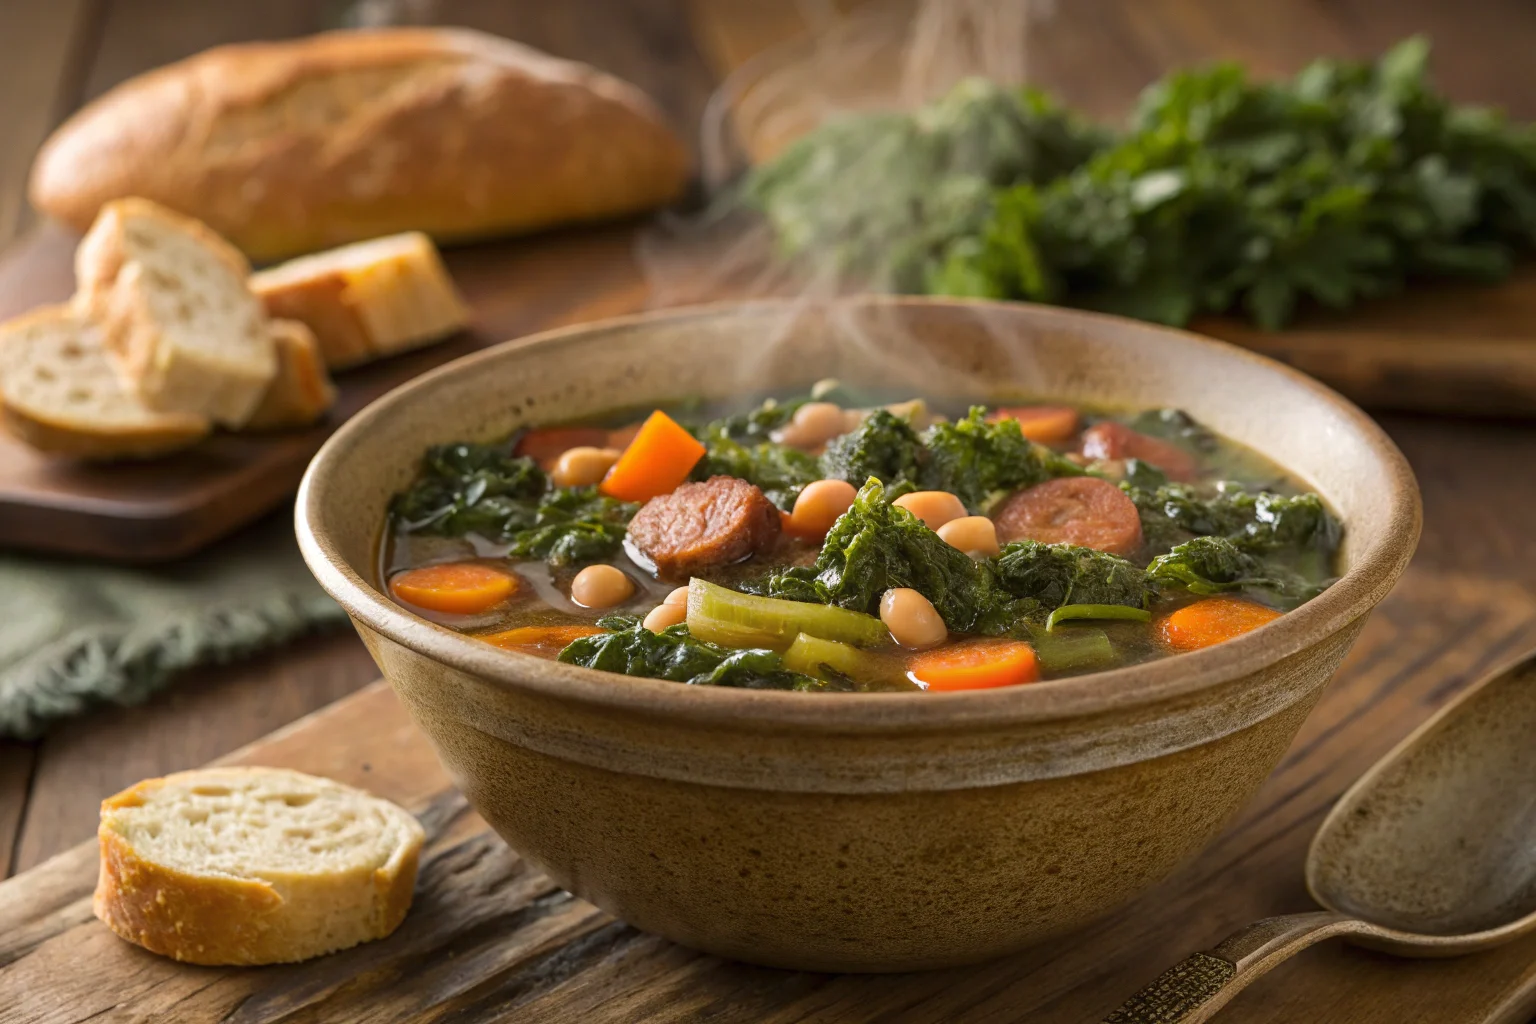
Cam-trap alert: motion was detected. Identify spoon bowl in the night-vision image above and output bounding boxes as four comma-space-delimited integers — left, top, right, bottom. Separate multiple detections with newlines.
1106, 648, 1536, 1022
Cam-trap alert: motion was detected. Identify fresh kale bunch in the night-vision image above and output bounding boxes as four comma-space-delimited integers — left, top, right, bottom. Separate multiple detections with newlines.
1146, 536, 1326, 608
933, 38, 1536, 328
818, 407, 1080, 511
745, 78, 1108, 292
557, 615, 839, 690
391, 443, 637, 566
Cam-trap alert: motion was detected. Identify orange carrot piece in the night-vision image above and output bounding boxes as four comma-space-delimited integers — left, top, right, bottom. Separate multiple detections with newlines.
479, 624, 608, 656
599, 410, 706, 502
908, 639, 1040, 692
1157, 597, 1282, 651
513, 426, 612, 469
989, 405, 1081, 444
389, 562, 517, 615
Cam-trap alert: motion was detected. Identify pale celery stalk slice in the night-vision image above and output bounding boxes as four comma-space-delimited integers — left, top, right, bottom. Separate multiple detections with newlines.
686, 578, 890, 651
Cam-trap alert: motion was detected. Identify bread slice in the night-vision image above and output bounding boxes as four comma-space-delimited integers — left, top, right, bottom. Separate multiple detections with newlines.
0, 306, 209, 459
250, 232, 469, 369
94, 766, 425, 966
246, 319, 338, 430
75, 197, 276, 428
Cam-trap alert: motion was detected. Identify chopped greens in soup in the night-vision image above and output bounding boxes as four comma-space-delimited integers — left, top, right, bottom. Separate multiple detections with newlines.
382, 386, 1341, 692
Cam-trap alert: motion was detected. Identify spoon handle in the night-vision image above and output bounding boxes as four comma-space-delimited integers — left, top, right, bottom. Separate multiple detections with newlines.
1101, 911, 1368, 1023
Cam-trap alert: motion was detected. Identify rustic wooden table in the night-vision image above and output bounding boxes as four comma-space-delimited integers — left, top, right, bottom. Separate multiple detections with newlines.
2, 1, 1536, 1019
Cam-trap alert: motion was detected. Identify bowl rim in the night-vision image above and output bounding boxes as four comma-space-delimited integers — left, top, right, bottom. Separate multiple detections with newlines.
296, 295, 1421, 735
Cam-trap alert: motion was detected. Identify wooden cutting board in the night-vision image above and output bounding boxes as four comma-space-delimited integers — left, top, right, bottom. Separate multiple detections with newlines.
3, 563, 1536, 1023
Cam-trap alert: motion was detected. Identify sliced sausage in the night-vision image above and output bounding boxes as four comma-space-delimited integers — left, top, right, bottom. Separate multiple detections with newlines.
1081, 422, 1197, 481
988, 405, 1080, 445
992, 476, 1143, 556
626, 476, 782, 580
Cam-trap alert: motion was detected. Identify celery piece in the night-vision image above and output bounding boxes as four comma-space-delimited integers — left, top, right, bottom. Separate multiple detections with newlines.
687, 578, 890, 651
783, 633, 906, 685
1030, 626, 1116, 675
1045, 603, 1151, 631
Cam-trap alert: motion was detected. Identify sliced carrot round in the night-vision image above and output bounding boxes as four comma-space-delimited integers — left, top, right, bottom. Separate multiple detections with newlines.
989, 405, 1080, 444
389, 562, 517, 615
1157, 597, 1282, 651
908, 639, 1040, 692
479, 623, 607, 656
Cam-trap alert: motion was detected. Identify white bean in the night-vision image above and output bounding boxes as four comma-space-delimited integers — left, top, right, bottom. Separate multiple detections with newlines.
879, 588, 948, 650
892, 491, 967, 531
570, 564, 634, 609
937, 516, 1001, 557
643, 603, 688, 632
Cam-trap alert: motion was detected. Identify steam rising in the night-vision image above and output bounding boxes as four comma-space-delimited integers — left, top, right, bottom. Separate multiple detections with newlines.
638, 0, 1060, 402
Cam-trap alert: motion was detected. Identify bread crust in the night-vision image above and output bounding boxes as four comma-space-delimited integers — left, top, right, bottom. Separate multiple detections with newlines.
93, 769, 423, 966
31, 27, 691, 261
246, 319, 338, 430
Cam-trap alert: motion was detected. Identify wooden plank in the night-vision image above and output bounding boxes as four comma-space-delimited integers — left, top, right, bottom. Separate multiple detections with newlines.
3, 561, 1536, 1021
11, 628, 378, 876
0, 0, 96, 250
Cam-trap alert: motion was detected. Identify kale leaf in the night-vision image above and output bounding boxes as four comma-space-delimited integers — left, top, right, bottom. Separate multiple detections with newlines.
703, 397, 806, 443
919, 407, 1083, 510
557, 616, 837, 690
1146, 536, 1326, 608
692, 425, 821, 510
989, 540, 1148, 611
392, 443, 636, 565
818, 410, 928, 494
504, 487, 638, 566
1129, 408, 1217, 454
745, 78, 1108, 292
930, 39, 1536, 329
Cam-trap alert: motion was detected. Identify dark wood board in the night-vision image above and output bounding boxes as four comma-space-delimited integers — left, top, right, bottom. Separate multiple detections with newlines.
5, 563, 1536, 1023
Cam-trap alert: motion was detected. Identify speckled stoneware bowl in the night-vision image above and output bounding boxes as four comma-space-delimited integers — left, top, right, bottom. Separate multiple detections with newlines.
296, 297, 1420, 972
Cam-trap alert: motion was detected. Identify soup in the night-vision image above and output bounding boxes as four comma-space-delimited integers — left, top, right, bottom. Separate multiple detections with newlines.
381, 384, 1341, 692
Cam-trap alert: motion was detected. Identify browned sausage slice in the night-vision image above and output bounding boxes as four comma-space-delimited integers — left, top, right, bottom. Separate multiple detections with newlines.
1081, 422, 1197, 482
626, 476, 782, 580
991, 477, 1143, 556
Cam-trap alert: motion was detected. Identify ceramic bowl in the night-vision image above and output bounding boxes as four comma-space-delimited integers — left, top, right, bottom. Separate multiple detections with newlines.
296, 297, 1420, 972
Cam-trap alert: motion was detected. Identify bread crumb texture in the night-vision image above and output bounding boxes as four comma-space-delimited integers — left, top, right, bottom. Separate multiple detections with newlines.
94, 766, 424, 965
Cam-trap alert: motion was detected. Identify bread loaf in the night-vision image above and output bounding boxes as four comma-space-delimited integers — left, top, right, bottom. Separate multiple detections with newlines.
30, 28, 691, 262
0, 306, 210, 459
94, 766, 424, 966
75, 198, 276, 428
246, 319, 337, 430
251, 232, 468, 369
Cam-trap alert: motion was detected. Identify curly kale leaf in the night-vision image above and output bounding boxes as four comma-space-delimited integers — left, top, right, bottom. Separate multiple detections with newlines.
919, 407, 1082, 510
989, 540, 1148, 610
556, 620, 834, 690
1146, 536, 1326, 607
391, 443, 548, 536
1123, 483, 1253, 552
1129, 408, 1218, 454
818, 410, 928, 493
392, 443, 636, 564
932, 39, 1536, 329
505, 487, 638, 566
703, 397, 807, 443
692, 425, 821, 510
758, 478, 990, 632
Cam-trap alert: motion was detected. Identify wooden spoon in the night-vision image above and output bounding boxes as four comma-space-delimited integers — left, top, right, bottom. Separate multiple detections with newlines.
1103, 649, 1536, 1024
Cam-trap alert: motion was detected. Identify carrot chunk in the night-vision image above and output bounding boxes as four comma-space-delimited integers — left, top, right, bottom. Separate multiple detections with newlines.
389, 563, 517, 615
908, 639, 1040, 692
479, 624, 608, 656
989, 405, 1080, 444
600, 410, 707, 502
1157, 597, 1282, 651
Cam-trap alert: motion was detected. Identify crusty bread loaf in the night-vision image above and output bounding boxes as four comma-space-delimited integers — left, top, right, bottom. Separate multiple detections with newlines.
94, 766, 424, 966
0, 306, 209, 459
246, 319, 338, 430
30, 28, 691, 262
251, 232, 469, 369
75, 198, 277, 428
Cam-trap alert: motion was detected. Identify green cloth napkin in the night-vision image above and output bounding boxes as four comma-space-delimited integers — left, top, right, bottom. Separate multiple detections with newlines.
0, 509, 348, 739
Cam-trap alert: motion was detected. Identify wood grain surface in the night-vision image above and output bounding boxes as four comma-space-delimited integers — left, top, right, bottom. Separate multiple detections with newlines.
5, 572, 1536, 1024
